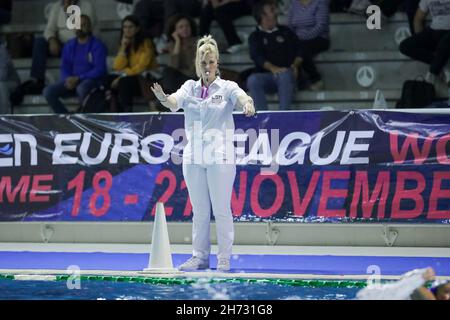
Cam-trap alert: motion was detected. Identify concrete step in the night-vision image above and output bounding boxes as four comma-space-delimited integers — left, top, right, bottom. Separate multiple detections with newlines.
10, 0, 132, 24
13, 51, 428, 91
9, 0, 411, 24
1, 4, 413, 53
13, 89, 400, 114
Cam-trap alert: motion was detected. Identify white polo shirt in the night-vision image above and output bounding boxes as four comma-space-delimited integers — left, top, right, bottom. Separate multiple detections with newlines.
172, 77, 246, 164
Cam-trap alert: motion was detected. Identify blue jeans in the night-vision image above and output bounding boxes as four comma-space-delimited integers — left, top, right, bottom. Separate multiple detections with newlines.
246, 70, 295, 111
43, 79, 99, 113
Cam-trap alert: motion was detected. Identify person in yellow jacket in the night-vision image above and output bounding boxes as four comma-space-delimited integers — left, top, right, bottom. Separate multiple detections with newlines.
110, 15, 158, 112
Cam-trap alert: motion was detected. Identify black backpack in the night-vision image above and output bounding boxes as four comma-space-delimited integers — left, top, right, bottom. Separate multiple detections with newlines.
396, 77, 436, 108
78, 85, 110, 113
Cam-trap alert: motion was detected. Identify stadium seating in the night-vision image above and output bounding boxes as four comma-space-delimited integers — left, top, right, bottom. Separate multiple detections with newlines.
0, 0, 437, 113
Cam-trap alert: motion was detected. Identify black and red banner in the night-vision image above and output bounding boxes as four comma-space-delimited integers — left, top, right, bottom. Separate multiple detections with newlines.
0, 110, 449, 222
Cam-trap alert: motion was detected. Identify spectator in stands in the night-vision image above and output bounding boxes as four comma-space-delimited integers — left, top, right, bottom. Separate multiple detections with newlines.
399, 0, 450, 93
164, 0, 202, 23
0, 40, 20, 114
0, 0, 12, 25
247, 0, 303, 110
20, 0, 96, 95
43, 15, 107, 114
288, 0, 330, 91
133, 0, 165, 40
152, 0, 202, 53
369, 0, 420, 34
160, 14, 198, 95
109, 15, 158, 112
199, 0, 256, 53
349, 1, 421, 35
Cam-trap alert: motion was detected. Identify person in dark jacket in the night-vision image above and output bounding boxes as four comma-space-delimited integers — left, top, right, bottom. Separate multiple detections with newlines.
247, 0, 303, 110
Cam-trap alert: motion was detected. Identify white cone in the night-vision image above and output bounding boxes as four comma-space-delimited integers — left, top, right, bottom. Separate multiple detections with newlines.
142, 202, 181, 274
373, 90, 388, 109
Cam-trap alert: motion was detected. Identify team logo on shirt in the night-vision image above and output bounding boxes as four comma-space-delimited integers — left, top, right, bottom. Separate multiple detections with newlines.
211, 95, 223, 104
276, 36, 285, 43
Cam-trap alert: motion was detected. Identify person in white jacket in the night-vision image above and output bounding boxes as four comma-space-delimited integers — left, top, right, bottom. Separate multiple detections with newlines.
21, 0, 96, 94
357, 267, 450, 300
151, 35, 255, 272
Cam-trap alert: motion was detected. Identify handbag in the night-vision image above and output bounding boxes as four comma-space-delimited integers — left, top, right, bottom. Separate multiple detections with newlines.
78, 85, 110, 113
396, 77, 435, 108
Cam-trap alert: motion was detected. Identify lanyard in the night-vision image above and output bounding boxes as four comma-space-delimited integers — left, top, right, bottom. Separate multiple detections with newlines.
200, 85, 209, 99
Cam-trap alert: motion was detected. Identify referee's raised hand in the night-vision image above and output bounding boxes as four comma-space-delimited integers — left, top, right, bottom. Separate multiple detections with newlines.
151, 83, 167, 102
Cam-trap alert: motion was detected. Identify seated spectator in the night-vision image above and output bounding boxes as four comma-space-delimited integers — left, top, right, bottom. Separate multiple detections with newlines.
160, 14, 198, 95
152, 0, 202, 53
133, 0, 165, 40
21, 0, 96, 94
288, 0, 330, 91
199, 0, 255, 53
0, 40, 20, 114
369, 0, 420, 34
0, 0, 12, 25
43, 15, 107, 114
164, 0, 202, 23
246, 0, 303, 110
109, 15, 158, 112
399, 0, 450, 95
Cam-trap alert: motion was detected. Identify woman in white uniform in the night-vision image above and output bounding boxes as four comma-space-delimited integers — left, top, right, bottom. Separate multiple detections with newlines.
151, 35, 255, 271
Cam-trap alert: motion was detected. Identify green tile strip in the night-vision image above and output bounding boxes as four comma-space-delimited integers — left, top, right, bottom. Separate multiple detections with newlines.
0, 273, 368, 288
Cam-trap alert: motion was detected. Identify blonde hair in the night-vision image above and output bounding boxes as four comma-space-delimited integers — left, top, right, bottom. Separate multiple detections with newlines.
195, 35, 220, 78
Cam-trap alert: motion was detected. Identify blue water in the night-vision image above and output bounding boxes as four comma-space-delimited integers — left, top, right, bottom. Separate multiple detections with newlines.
0, 279, 359, 300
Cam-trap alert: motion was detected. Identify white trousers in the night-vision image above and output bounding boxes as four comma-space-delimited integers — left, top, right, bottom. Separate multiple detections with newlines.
182, 162, 236, 260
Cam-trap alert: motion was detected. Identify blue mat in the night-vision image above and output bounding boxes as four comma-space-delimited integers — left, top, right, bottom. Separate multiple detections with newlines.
1, 251, 449, 276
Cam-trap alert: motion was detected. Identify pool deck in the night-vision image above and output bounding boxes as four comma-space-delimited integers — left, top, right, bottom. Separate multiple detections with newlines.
0, 243, 449, 281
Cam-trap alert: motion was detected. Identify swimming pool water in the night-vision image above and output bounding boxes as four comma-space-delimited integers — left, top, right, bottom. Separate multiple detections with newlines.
0, 279, 359, 300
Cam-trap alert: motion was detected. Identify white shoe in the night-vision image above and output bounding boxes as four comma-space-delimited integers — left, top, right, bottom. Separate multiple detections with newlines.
443, 63, 450, 85
309, 80, 324, 91
226, 43, 246, 54
217, 258, 230, 272
425, 71, 437, 85
178, 256, 209, 271
434, 73, 449, 98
